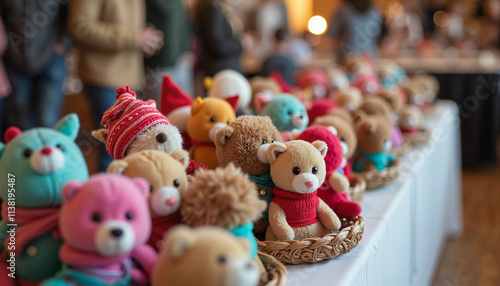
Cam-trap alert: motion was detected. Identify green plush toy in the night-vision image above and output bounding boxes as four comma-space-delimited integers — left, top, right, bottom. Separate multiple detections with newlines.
0, 114, 89, 285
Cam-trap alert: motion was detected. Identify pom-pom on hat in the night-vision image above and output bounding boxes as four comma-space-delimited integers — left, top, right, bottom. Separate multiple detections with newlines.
101, 86, 171, 159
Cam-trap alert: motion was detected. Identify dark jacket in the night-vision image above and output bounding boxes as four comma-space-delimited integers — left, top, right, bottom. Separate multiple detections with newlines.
145, 0, 190, 69
0, 0, 70, 74
196, 3, 242, 77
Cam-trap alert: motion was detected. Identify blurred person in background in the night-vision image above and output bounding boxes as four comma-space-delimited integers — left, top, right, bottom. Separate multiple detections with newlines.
195, 0, 243, 77
0, 16, 10, 135
143, 0, 194, 101
327, 0, 383, 64
68, 0, 163, 172
0, 1, 70, 130
255, 0, 289, 59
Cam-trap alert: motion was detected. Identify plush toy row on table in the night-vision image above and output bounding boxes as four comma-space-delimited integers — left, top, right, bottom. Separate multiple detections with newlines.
0, 54, 438, 285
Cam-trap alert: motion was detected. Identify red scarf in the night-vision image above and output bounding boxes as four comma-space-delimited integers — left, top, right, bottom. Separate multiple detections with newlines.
148, 211, 181, 251
401, 127, 419, 134
1, 202, 60, 257
271, 187, 319, 227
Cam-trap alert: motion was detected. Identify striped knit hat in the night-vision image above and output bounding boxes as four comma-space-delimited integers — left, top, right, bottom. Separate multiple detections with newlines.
101, 86, 171, 159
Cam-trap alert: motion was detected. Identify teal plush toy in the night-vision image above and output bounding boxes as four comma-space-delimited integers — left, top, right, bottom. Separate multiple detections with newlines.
255, 93, 309, 141
0, 114, 89, 285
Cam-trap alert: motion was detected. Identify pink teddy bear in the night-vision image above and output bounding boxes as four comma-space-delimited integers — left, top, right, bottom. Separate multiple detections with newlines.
42, 174, 157, 285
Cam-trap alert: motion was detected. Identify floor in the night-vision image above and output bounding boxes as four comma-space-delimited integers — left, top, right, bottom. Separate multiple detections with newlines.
64, 92, 500, 286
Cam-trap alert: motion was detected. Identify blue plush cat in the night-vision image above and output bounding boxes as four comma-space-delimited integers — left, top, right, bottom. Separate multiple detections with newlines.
0, 113, 89, 285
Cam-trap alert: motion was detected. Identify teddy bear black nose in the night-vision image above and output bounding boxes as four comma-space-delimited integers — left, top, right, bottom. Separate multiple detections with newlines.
111, 229, 123, 237
156, 133, 167, 143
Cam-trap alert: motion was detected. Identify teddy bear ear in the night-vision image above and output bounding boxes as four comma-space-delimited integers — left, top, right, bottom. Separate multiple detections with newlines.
4, 127, 22, 144
92, 129, 108, 143
107, 160, 128, 174
214, 126, 234, 147
191, 97, 204, 115
290, 129, 302, 140
132, 178, 150, 198
312, 140, 328, 158
353, 110, 367, 123
53, 113, 80, 140
364, 121, 378, 134
203, 76, 213, 90
171, 149, 190, 170
267, 142, 287, 165
62, 181, 84, 202
327, 126, 338, 136
162, 225, 196, 261
254, 93, 270, 114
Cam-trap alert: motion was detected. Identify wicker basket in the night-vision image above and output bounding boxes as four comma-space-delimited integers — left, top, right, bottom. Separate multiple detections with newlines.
257, 251, 287, 286
355, 159, 401, 190
349, 174, 366, 203
391, 140, 411, 158
403, 129, 431, 147
256, 216, 364, 265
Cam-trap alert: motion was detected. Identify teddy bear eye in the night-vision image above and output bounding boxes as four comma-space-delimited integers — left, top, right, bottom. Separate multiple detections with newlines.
271, 140, 276, 143
341, 136, 347, 142
292, 167, 300, 175
56, 144, 64, 151
312, 167, 318, 174
262, 139, 267, 144
173, 179, 180, 188
287, 110, 293, 116
210, 117, 216, 122
23, 149, 33, 158
149, 186, 154, 193
92, 213, 102, 222
125, 212, 133, 220
218, 255, 227, 264
227, 120, 230, 125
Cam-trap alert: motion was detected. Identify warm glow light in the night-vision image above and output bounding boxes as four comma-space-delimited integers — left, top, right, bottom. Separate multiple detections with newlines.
433, 11, 449, 28
308, 16, 327, 35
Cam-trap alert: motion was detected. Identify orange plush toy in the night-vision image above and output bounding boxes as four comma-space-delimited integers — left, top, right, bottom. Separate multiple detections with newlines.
187, 96, 238, 169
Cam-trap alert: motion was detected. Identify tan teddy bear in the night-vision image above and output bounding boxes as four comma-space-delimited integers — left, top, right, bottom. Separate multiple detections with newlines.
353, 96, 392, 125
330, 86, 363, 112
152, 225, 259, 286
265, 140, 341, 241
399, 105, 424, 133
374, 89, 403, 112
107, 149, 189, 251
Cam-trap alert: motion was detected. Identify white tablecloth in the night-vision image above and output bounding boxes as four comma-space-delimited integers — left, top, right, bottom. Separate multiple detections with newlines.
285, 101, 463, 286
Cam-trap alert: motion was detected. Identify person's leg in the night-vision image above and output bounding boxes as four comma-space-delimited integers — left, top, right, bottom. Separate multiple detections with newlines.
4, 60, 35, 130
34, 53, 66, 127
84, 84, 117, 172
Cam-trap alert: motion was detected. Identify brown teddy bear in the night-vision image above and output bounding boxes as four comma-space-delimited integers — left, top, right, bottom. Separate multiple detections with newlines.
265, 140, 341, 241
352, 117, 395, 172
330, 86, 363, 112
107, 149, 189, 251
354, 96, 392, 124
181, 164, 266, 258
374, 89, 403, 112
249, 76, 281, 112
214, 115, 283, 234
152, 226, 259, 286
399, 105, 424, 133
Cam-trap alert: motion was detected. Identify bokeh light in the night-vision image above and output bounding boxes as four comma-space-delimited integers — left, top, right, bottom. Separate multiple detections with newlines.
433, 11, 450, 28
308, 16, 327, 35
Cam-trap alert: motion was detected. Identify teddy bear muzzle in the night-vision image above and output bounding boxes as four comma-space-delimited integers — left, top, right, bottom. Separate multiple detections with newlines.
30, 146, 65, 174
223, 258, 259, 286
94, 220, 135, 257
150, 186, 181, 216
292, 173, 319, 194
209, 122, 228, 142
257, 143, 271, 164
291, 113, 308, 129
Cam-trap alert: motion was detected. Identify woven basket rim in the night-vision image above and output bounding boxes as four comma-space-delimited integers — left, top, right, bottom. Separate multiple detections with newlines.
349, 174, 366, 203
354, 159, 401, 190
403, 128, 431, 147
256, 216, 365, 264
258, 251, 287, 286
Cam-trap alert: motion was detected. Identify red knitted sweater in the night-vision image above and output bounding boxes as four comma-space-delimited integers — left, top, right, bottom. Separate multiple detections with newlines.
271, 187, 319, 227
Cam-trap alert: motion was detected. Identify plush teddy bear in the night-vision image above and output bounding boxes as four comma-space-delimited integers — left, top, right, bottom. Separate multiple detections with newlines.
255, 93, 308, 142
0, 114, 89, 285
181, 165, 266, 258
295, 126, 362, 218
378, 61, 407, 89
374, 89, 404, 113
295, 69, 329, 103
205, 69, 252, 115
187, 96, 238, 169
399, 105, 424, 134
326, 66, 350, 93
353, 117, 396, 172
306, 99, 337, 125
265, 140, 341, 241
312, 115, 357, 164
330, 86, 363, 112
152, 225, 259, 286
160, 75, 193, 151
41, 174, 157, 285
214, 115, 283, 234
249, 76, 281, 113
92, 86, 183, 160
107, 149, 189, 251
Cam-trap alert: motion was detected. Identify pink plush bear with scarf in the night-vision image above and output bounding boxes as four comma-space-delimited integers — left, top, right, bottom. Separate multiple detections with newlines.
42, 174, 157, 285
